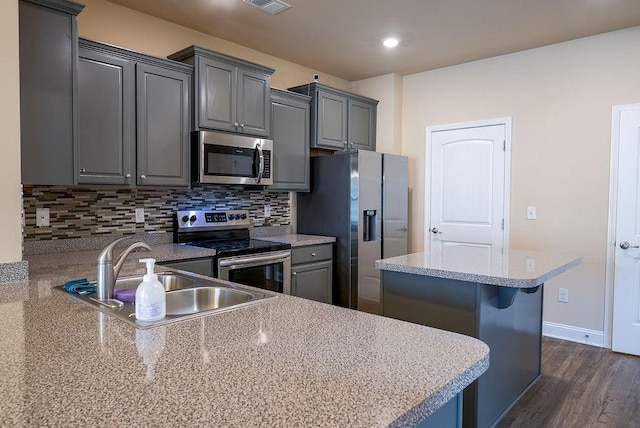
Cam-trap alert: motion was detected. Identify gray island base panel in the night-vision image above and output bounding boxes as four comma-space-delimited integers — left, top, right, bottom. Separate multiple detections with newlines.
376, 248, 582, 428
0, 247, 489, 427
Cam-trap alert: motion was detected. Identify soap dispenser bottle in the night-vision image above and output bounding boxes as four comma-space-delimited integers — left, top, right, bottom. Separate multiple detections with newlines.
135, 258, 166, 321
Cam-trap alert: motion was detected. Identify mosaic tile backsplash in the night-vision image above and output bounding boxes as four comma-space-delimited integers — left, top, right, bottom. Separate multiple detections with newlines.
23, 185, 291, 241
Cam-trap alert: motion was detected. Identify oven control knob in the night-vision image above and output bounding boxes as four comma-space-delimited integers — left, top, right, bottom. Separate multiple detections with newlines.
241, 213, 247, 219
189, 215, 197, 223
228, 214, 235, 220
181, 215, 189, 223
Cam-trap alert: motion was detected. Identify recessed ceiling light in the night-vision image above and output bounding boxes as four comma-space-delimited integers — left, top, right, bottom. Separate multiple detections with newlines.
382, 37, 400, 48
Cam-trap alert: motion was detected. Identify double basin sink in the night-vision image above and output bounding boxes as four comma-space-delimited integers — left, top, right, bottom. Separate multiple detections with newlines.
60, 271, 276, 329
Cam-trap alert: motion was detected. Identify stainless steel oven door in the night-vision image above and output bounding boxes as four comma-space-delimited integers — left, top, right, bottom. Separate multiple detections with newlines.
217, 250, 291, 294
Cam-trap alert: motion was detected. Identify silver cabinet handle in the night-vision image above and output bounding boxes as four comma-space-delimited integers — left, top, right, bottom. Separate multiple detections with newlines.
125, 174, 131, 179
292, 272, 297, 276
430, 227, 442, 234
240, 123, 245, 128
620, 241, 639, 249
311, 253, 316, 257
80, 168, 86, 174
140, 175, 146, 179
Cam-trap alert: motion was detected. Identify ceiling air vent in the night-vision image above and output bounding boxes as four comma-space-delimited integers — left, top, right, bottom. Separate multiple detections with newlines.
244, 0, 291, 15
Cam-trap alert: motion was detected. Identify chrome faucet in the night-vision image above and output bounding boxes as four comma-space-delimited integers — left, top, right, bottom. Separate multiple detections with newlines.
96, 237, 151, 301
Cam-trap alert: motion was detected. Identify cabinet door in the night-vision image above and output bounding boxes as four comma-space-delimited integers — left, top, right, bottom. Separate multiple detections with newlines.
348, 99, 376, 151
271, 97, 310, 191
291, 260, 333, 304
316, 90, 348, 150
158, 258, 213, 278
136, 63, 190, 187
19, 1, 78, 185
237, 69, 271, 137
197, 57, 236, 132
78, 50, 134, 185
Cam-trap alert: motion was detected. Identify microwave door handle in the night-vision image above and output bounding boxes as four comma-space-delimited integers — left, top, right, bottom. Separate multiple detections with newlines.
256, 145, 264, 184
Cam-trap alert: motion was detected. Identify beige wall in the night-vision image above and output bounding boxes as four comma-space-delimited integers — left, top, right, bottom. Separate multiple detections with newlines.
402, 27, 640, 332
0, 0, 23, 263
76, 0, 350, 91
352, 73, 403, 154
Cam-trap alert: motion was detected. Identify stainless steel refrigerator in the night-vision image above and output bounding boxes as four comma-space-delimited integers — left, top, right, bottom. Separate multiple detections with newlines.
296, 150, 408, 314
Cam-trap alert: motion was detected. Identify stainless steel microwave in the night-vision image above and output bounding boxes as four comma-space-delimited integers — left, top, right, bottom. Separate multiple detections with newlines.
192, 131, 273, 186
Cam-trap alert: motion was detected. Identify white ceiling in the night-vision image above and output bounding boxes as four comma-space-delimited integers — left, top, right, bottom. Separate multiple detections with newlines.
106, 0, 640, 81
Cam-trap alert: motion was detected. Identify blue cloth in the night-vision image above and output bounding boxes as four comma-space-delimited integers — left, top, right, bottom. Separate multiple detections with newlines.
64, 278, 96, 295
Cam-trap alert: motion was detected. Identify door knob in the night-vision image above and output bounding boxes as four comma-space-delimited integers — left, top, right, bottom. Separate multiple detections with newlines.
430, 227, 442, 234
620, 241, 639, 249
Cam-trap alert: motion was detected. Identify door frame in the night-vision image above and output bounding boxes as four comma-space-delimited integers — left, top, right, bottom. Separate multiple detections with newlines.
604, 103, 640, 349
424, 117, 512, 252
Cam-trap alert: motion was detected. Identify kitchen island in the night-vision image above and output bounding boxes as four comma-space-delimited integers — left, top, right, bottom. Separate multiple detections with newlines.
376, 247, 582, 428
0, 243, 489, 427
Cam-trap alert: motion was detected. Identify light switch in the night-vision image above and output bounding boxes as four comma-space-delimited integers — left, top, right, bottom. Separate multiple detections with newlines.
526, 206, 537, 220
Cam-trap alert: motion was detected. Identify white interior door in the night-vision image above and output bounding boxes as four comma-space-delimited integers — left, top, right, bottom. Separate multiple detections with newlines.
612, 106, 640, 356
427, 123, 508, 256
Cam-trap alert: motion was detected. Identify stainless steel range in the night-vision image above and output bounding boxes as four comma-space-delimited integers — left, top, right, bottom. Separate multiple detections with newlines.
174, 209, 291, 294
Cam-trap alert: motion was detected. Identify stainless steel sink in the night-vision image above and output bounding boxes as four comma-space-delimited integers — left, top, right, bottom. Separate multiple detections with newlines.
116, 273, 199, 292
166, 286, 254, 316
56, 271, 276, 328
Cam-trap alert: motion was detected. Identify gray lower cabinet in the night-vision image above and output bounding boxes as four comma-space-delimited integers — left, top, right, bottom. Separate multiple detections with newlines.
168, 46, 274, 137
77, 39, 191, 187
288, 82, 378, 152
270, 89, 311, 191
19, 0, 84, 185
158, 258, 213, 278
291, 244, 333, 304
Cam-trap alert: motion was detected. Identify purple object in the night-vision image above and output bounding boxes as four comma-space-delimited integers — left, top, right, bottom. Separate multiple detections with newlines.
114, 288, 136, 303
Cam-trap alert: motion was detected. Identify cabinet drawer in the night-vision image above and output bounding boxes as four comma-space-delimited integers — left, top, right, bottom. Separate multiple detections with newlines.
292, 244, 332, 265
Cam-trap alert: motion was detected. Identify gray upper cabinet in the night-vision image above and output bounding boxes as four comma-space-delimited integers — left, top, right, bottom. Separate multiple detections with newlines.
288, 82, 378, 152
270, 89, 311, 192
348, 99, 376, 151
136, 63, 190, 187
19, 0, 84, 185
77, 39, 191, 187
168, 46, 274, 137
78, 49, 134, 185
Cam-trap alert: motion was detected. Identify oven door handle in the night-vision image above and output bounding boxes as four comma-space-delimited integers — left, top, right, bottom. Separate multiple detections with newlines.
218, 251, 291, 269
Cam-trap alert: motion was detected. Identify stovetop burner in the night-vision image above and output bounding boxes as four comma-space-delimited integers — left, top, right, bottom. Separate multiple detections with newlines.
186, 238, 290, 257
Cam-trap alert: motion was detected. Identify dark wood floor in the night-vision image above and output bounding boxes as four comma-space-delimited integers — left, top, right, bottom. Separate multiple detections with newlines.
497, 337, 640, 427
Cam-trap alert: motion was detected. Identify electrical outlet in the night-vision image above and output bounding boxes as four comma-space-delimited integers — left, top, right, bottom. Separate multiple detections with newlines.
526, 258, 536, 272
527, 206, 537, 220
135, 208, 145, 223
264, 204, 271, 218
36, 208, 50, 227
558, 288, 569, 303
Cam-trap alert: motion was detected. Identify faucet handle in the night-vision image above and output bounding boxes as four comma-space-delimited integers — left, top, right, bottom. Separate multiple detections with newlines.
98, 237, 129, 263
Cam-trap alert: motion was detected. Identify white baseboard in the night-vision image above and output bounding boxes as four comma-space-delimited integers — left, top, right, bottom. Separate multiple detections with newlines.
542, 321, 605, 348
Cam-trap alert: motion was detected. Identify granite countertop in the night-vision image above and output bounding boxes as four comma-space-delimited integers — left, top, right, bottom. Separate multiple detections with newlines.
253, 234, 336, 247
0, 245, 489, 427
376, 247, 582, 288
